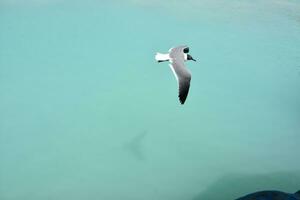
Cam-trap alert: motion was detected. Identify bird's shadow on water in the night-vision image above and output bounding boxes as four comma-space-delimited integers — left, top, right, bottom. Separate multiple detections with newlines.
192, 171, 300, 200
123, 131, 148, 161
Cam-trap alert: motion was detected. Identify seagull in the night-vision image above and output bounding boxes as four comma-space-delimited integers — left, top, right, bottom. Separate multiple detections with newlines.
155, 45, 196, 104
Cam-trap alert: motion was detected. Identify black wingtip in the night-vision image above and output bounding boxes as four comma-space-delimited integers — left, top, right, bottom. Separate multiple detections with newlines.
178, 87, 189, 104
179, 97, 186, 105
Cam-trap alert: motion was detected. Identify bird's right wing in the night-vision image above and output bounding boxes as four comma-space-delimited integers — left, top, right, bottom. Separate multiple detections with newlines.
169, 45, 189, 57
169, 60, 191, 104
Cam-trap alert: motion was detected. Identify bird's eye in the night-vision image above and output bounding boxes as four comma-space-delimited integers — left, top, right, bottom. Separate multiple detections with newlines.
183, 47, 189, 53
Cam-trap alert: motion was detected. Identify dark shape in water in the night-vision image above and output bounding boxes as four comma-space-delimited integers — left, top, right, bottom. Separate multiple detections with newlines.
236, 190, 300, 200
124, 131, 147, 161
192, 172, 300, 200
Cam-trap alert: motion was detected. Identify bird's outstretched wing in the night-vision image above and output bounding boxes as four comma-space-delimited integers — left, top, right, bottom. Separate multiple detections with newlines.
169, 45, 189, 57
169, 60, 191, 104
168, 45, 192, 104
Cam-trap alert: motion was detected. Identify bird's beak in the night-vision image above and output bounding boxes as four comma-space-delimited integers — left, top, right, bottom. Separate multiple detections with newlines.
187, 54, 196, 62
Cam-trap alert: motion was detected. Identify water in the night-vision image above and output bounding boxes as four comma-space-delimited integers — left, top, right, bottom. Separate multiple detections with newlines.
0, 1, 300, 200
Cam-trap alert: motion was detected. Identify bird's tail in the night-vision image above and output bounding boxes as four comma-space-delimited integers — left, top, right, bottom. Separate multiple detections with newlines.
155, 52, 169, 62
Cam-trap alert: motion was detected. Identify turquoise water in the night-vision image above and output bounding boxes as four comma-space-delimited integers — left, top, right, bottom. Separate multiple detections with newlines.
1, 1, 300, 200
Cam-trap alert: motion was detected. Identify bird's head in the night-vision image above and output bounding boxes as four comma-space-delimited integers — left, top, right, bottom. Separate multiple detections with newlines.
187, 54, 196, 62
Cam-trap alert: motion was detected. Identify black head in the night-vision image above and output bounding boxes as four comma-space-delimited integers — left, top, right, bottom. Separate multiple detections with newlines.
183, 47, 189, 53
187, 54, 196, 62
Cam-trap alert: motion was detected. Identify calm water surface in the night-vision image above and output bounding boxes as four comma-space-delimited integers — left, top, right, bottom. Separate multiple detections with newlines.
0, 1, 300, 200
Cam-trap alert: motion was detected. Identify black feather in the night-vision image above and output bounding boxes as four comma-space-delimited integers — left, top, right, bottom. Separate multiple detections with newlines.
178, 78, 190, 104
183, 47, 189, 53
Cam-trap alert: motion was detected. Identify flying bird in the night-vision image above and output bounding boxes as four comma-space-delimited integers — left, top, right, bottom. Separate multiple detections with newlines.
155, 45, 196, 104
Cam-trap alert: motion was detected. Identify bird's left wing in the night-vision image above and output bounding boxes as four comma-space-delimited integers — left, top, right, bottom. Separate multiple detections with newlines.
169, 60, 191, 104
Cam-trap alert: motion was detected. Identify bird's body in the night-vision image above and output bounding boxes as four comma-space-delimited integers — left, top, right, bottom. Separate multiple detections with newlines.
155, 45, 196, 104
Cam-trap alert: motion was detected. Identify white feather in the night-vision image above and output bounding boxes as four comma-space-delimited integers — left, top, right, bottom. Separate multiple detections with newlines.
184, 53, 187, 61
155, 53, 169, 62
169, 64, 179, 82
